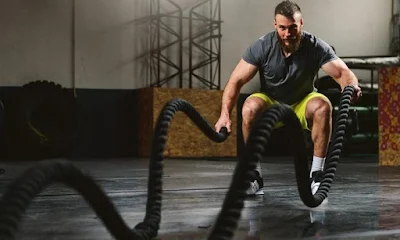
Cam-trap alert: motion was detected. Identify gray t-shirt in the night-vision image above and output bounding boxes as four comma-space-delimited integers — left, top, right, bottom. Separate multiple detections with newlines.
243, 30, 337, 105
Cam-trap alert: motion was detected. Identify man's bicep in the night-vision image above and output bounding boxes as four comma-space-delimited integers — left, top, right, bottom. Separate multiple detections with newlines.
231, 58, 259, 84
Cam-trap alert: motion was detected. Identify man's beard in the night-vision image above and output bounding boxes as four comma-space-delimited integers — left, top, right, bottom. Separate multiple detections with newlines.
279, 34, 301, 54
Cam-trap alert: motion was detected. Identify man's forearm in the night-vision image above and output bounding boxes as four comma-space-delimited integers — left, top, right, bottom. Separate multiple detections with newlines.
337, 69, 358, 90
220, 80, 243, 117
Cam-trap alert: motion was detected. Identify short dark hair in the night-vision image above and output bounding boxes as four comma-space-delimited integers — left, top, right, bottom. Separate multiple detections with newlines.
274, 0, 301, 18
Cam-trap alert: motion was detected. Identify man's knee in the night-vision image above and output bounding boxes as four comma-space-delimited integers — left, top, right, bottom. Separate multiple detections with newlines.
307, 97, 332, 123
316, 100, 332, 117
315, 100, 332, 119
242, 97, 268, 125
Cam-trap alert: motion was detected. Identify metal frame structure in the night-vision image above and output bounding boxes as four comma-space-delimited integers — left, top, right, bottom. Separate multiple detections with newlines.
189, 0, 222, 89
149, 0, 183, 88
391, 0, 400, 55
148, 0, 222, 89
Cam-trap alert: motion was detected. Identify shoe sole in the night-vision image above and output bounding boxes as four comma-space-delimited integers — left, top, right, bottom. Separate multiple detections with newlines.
255, 189, 264, 195
246, 189, 264, 196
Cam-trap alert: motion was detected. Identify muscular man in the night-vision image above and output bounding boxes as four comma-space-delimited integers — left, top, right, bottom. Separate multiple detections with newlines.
215, 0, 362, 195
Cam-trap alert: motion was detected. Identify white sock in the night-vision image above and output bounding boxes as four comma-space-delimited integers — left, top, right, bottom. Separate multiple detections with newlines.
256, 161, 262, 177
310, 156, 325, 178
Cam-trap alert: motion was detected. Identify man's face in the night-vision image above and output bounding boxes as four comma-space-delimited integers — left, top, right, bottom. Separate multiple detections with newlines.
274, 12, 303, 54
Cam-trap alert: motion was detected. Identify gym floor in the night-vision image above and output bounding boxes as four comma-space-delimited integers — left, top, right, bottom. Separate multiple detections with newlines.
1, 154, 398, 240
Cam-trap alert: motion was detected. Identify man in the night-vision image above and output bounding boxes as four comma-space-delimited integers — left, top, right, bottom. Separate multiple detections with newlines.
214, 0, 362, 195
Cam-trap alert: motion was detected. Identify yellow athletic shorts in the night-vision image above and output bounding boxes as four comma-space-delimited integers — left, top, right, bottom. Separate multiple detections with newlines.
249, 91, 331, 131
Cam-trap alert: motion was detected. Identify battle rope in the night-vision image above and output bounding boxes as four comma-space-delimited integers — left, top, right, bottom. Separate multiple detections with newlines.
0, 99, 228, 240
0, 160, 141, 240
208, 85, 355, 239
0, 86, 354, 240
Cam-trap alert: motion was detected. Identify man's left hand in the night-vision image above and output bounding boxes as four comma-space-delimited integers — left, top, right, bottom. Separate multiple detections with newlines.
350, 85, 362, 103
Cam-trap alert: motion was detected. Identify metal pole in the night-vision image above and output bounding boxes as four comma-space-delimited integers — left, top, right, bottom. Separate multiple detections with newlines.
217, 0, 221, 90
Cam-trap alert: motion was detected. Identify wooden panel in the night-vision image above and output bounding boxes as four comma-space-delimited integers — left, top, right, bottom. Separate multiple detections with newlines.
378, 67, 400, 166
137, 88, 154, 157
137, 87, 237, 158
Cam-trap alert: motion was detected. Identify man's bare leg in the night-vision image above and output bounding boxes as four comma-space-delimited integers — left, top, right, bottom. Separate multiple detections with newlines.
242, 96, 270, 173
241, 96, 270, 195
306, 97, 332, 194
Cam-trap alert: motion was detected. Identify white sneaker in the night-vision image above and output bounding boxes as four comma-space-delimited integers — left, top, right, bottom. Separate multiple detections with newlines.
310, 170, 329, 206
245, 171, 264, 195
311, 180, 320, 195
310, 170, 323, 195
246, 179, 264, 195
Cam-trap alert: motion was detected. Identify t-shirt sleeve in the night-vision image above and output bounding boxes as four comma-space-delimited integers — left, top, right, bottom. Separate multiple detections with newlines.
242, 39, 264, 67
315, 38, 338, 67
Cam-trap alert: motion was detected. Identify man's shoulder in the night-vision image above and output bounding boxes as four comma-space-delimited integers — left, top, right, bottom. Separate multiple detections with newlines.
249, 31, 277, 52
243, 31, 277, 65
301, 31, 330, 47
256, 31, 277, 43
301, 30, 318, 43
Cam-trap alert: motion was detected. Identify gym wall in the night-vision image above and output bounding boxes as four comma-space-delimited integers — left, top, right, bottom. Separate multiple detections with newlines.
0, 0, 392, 159
0, 0, 392, 89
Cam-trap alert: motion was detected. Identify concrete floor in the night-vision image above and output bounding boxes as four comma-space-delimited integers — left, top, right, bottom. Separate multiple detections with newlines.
0, 155, 399, 240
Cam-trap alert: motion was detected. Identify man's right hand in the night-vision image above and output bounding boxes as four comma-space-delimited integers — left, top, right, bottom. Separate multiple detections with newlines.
215, 114, 232, 133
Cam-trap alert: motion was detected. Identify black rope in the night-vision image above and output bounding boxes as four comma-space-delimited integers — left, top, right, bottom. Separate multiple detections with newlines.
0, 86, 354, 240
132, 98, 228, 238
0, 160, 139, 240
208, 86, 355, 239
0, 99, 228, 240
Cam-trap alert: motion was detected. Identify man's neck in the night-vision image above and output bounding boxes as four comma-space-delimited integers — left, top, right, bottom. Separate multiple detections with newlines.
282, 48, 293, 58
